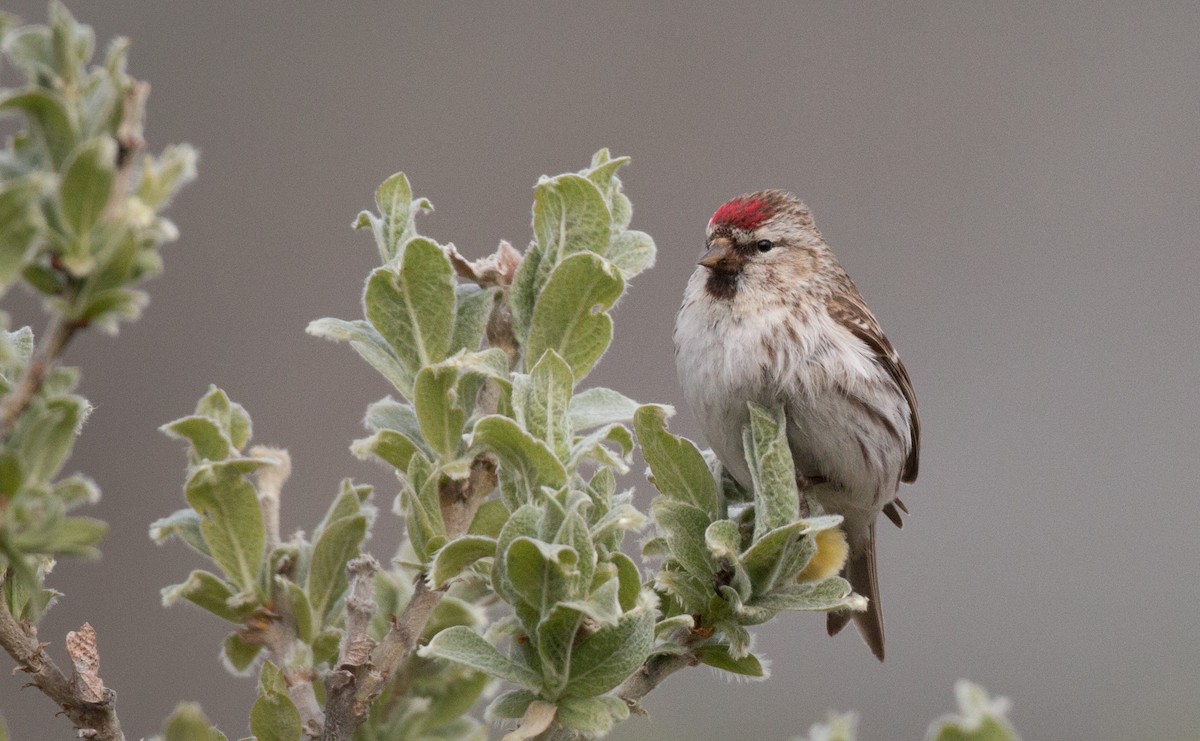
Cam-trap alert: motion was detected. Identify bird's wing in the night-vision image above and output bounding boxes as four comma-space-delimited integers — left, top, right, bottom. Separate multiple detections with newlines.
828, 291, 920, 483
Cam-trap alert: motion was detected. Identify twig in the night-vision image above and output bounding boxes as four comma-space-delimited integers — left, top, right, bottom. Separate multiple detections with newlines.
320, 556, 378, 741
0, 590, 124, 740
613, 648, 702, 712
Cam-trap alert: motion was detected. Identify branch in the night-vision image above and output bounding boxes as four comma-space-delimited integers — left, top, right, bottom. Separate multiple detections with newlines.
613, 649, 701, 713
320, 556, 378, 741
0, 593, 124, 740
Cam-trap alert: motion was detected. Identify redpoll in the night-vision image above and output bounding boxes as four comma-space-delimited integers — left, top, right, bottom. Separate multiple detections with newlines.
674, 191, 919, 660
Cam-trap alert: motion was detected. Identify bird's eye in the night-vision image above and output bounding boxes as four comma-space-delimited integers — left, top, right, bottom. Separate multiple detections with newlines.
756, 239, 774, 252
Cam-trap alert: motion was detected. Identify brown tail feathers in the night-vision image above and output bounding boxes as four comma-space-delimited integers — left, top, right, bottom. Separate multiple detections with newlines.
826, 524, 884, 661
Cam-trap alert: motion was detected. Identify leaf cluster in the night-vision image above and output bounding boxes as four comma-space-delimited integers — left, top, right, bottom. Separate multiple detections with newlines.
0, 1, 195, 328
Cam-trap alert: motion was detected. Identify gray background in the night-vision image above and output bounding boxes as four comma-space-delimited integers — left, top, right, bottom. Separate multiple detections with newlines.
3, 2, 1198, 739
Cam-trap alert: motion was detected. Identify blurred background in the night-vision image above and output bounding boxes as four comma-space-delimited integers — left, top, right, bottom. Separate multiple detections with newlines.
2, 2, 1198, 739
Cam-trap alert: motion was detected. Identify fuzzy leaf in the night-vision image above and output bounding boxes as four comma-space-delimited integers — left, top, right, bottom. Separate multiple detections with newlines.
556, 695, 629, 736
506, 537, 579, 614
160, 570, 241, 621
350, 428, 419, 471
161, 416, 234, 462
634, 405, 719, 517
185, 467, 264, 594
485, 690, 539, 721
149, 508, 211, 557
307, 514, 368, 624
221, 633, 261, 675
0, 89, 75, 167
605, 229, 655, 278
749, 577, 855, 612
471, 415, 567, 492
306, 318, 414, 396
450, 285, 497, 355
926, 681, 1022, 741
161, 703, 229, 741
58, 137, 116, 239
363, 237, 455, 375
430, 535, 497, 588
533, 173, 612, 260
744, 402, 800, 538
421, 626, 541, 690
567, 387, 640, 431
563, 601, 654, 696
373, 172, 420, 261
652, 498, 716, 581
696, 644, 767, 678
525, 253, 624, 382
16, 395, 88, 485
414, 364, 465, 457
250, 665, 301, 741
513, 349, 573, 461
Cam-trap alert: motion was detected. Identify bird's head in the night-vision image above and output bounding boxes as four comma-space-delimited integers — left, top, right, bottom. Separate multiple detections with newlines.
700, 190, 824, 299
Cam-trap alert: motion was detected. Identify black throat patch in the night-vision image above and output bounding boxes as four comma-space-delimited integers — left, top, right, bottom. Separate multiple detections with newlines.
704, 270, 740, 300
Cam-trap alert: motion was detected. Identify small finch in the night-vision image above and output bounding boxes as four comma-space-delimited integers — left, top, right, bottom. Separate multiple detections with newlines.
673, 191, 920, 660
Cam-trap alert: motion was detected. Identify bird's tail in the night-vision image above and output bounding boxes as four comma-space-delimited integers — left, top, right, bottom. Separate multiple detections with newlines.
826, 523, 885, 661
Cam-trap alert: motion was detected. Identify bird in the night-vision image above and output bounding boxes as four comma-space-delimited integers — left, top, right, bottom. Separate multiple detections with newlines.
673, 190, 919, 661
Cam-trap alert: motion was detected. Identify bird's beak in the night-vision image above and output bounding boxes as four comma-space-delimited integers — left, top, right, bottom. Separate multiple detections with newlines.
699, 238, 738, 272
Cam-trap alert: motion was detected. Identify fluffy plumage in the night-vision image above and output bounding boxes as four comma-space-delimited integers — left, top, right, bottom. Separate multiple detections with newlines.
674, 191, 919, 660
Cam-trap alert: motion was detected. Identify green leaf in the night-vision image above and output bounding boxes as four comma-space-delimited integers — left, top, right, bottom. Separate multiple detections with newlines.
306, 514, 367, 624
371, 171, 430, 262
651, 499, 716, 582
533, 173, 612, 260
58, 137, 116, 238
161, 416, 234, 462
485, 689, 539, 721
525, 253, 624, 382
606, 229, 656, 278
195, 386, 252, 451
221, 633, 261, 675
610, 551, 643, 612
0, 178, 43, 291
512, 349, 573, 461
420, 625, 541, 690
741, 519, 812, 595
250, 664, 301, 741
492, 504, 540, 603
471, 415, 566, 492
0, 89, 75, 167
363, 237, 455, 373
430, 535, 497, 588
696, 644, 767, 678
536, 603, 585, 695
135, 144, 198, 210
184, 467, 264, 594
563, 601, 654, 696
161, 702, 229, 741
279, 577, 314, 643
506, 537, 579, 614
634, 405, 719, 517
927, 681, 1022, 741
744, 403, 800, 538
149, 508, 211, 557
0, 452, 22, 498
306, 317, 413, 396
468, 499, 509, 538
556, 695, 629, 736
749, 577, 855, 612
705, 519, 750, 599
15, 395, 88, 485
414, 364, 465, 458
450, 285, 497, 355
43, 516, 106, 558
160, 570, 242, 622
567, 387, 640, 431
351, 428, 418, 470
